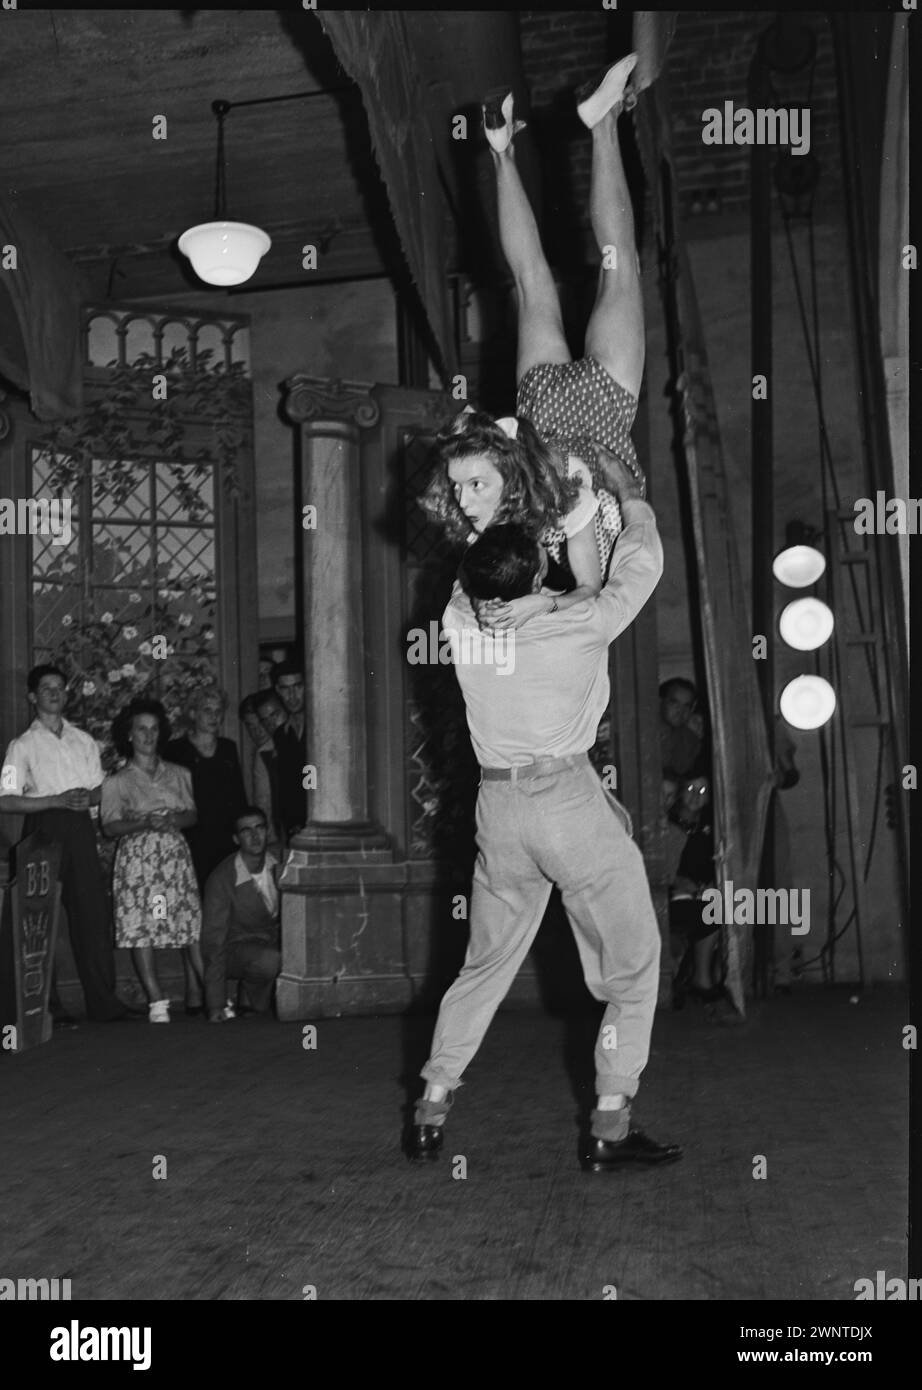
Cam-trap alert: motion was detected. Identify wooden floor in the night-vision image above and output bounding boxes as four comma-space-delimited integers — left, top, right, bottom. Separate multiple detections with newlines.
0, 986, 908, 1302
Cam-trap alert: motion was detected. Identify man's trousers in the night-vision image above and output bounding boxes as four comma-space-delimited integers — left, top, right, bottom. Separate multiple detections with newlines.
422, 757, 661, 1098
25, 809, 123, 1022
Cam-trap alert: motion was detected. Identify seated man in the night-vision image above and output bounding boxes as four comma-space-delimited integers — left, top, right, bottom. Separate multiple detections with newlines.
201, 807, 281, 1023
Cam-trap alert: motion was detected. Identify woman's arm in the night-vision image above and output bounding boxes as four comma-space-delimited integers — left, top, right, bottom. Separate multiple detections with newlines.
478, 518, 602, 631
103, 812, 154, 838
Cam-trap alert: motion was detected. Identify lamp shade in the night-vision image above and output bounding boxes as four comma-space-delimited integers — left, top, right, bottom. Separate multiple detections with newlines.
779, 675, 836, 729
778, 597, 834, 651
772, 544, 826, 588
178, 220, 271, 286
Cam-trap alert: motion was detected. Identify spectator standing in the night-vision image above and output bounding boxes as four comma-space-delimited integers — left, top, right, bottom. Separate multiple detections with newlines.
101, 699, 202, 1023
0, 665, 139, 1022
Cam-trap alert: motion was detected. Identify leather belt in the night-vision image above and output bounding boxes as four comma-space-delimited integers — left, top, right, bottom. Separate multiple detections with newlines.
480, 754, 587, 783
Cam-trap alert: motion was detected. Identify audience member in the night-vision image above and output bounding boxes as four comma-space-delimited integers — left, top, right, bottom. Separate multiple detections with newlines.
271, 662, 307, 839
165, 684, 247, 893
665, 774, 722, 1007
659, 677, 702, 780
252, 689, 286, 847
201, 807, 281, 1023
101, 699, 203, 1023
0, 665, 140, 1022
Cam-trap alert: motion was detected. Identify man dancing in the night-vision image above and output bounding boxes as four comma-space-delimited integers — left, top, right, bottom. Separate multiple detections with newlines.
410, 457, 682, 1171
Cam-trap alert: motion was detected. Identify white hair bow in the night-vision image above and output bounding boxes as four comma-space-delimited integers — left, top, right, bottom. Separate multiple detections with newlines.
495, 416, 519, 440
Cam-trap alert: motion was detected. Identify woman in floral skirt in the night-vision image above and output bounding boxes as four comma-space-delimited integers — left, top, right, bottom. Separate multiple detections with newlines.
101, 697, 203, 1023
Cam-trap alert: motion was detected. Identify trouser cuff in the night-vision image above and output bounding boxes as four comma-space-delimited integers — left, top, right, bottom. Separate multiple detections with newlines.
590, 1106, 632, 1142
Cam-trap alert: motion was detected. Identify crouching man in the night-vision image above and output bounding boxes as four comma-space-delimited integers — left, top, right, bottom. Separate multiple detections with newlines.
202, 806, 281, 1022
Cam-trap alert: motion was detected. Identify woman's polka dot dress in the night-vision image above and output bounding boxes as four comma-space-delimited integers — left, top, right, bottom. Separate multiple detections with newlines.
517, 355, 641, 580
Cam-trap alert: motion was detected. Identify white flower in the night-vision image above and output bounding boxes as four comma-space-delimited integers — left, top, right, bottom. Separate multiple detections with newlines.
203, 629, 214, 641
138, 641, 152, 656
100, 611, 113, 624
177, 613, 193, 629
129, 592, 142, 604
107, 670, 122, 684
121, 663, 136, 677
82, 680, 96, 696
123, 626, 137, 640
61, 614, 73, 627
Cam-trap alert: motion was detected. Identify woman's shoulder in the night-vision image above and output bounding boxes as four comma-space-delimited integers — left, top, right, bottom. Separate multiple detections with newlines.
104, 762, 133, 784
161, 757, 192, 778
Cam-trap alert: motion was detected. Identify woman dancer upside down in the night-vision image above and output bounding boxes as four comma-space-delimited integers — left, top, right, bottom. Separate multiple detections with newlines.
421, 53, 647, 632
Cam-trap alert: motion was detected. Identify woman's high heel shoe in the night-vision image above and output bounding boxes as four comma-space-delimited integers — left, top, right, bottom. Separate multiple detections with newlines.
576, 53, 639, 129
482, 89, 527, 153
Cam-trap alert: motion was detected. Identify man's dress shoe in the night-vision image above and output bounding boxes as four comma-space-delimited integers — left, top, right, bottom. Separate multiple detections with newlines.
407, 1124, 444, 1161
582, 1129, 683, 1171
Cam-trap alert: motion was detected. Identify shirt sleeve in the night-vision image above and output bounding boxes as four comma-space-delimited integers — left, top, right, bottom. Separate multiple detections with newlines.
561, 485, 601, 539
77, 729, 104, 789
100, 773, 127, 828
595, 498, 664, 643
1, 737, 32, 797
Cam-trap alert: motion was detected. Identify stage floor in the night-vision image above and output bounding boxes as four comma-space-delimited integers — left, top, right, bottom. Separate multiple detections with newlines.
0, 986, 908, 1301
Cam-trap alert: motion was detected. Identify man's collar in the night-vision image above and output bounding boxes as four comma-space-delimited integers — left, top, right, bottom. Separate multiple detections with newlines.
30, 716, 73, 734
234, 851, 278, 886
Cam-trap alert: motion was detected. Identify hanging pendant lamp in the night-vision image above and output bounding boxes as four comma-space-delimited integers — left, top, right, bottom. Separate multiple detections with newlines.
179, 101, 271, 287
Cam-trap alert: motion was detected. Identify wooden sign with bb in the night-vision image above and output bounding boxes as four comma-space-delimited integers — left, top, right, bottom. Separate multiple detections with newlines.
9, 833, 62, 1052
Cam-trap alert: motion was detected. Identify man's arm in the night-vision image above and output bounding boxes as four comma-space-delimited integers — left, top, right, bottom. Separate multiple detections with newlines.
589, 450, 663, 641
0, 764, 78, 814
595, 496, 664, 642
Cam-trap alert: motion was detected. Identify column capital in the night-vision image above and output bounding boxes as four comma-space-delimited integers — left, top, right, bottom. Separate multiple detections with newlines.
282, 374, 380, 430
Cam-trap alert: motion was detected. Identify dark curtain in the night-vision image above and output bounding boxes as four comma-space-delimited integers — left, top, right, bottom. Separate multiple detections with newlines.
632, 12, 775, 1013
0, 195, 84, 421
317, 12, 457, 386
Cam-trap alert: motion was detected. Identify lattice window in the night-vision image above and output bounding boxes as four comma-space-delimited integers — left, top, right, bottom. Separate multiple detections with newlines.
25, 303, 253, 766
31, 449, 219, 766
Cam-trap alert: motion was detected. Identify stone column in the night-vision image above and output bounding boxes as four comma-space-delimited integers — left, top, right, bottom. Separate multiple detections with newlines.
277, 375, 409, 1019
281, 373, 390, 861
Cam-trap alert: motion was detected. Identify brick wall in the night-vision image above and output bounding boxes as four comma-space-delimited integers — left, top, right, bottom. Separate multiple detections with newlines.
666, 10, 841, 217
518, 10, 843, 234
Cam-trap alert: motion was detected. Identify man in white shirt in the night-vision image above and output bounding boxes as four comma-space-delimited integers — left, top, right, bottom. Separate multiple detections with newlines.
0, 664, 138, 1022
410, 460, 682, 1171
201, 807, 281, 1022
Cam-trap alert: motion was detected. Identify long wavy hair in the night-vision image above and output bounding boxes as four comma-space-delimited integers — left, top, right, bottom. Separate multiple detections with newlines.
419, 410, 579, 545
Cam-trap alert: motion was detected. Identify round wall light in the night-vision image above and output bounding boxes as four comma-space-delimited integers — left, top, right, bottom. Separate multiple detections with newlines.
772, 544, 826, 588
779, 674, 836, 729
778, 597, 834, 651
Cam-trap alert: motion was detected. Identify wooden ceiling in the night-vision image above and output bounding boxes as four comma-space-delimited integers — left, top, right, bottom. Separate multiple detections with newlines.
1, 9, 402, 300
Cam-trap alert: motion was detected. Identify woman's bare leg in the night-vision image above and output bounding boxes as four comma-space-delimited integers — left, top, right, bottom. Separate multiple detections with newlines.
584, 108, 645, 401
491, 145, 571, 385
132, 945, 165, 1003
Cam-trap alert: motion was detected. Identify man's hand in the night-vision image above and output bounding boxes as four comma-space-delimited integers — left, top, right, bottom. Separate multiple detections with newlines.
58, 787, 90, 811
595, 444, 646, 505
